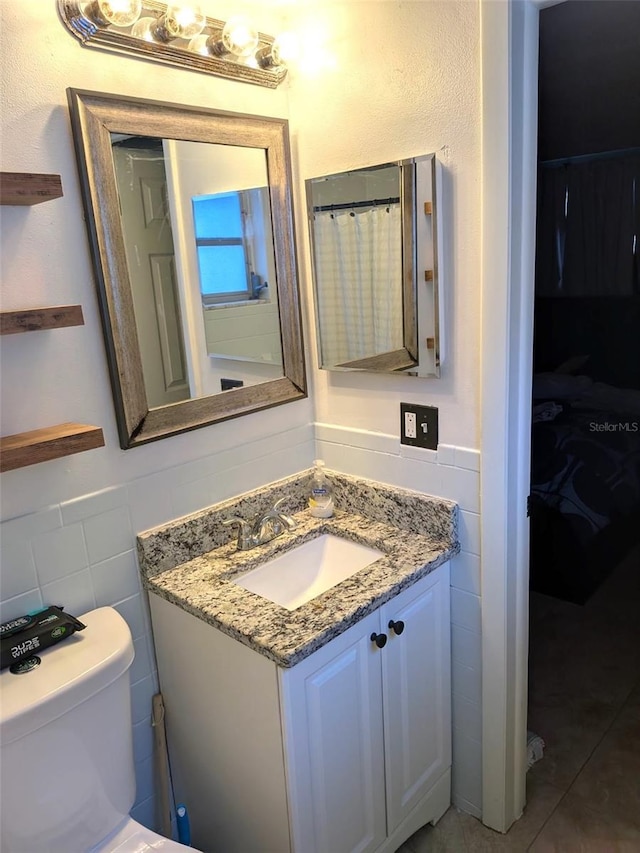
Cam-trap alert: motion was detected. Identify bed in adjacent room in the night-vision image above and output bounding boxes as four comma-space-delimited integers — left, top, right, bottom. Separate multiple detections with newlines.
529, 373, 640, 603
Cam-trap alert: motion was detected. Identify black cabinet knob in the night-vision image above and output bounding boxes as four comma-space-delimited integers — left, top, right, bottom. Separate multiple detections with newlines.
388, 619, 405, 635
370, 632, 387, 649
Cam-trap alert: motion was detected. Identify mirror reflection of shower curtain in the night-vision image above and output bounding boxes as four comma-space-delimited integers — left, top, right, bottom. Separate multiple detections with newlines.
314, 204, 403, 366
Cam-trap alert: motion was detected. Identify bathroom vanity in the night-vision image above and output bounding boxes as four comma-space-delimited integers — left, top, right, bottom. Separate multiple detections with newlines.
138, 471, 458, 853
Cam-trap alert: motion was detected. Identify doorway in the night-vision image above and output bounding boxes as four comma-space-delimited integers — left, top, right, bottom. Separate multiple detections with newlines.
525, 1, 640, 844
480, 0, 640, 837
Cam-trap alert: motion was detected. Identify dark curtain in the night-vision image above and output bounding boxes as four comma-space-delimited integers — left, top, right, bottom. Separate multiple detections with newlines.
536, 152, 640, 296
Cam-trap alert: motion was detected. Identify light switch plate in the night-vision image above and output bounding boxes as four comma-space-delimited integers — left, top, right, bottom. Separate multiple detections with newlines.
400, 403, 439, 450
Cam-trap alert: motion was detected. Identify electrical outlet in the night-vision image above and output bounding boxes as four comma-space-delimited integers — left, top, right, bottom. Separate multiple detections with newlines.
221, 378, 244, 391
400, 403, 439, 450
404, 411, 417, 439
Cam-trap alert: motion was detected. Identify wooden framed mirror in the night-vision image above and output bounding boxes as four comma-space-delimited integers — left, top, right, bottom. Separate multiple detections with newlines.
68, 89, 306, 449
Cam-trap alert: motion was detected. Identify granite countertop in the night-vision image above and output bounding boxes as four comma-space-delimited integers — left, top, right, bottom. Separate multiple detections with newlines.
139, 470, 459, 668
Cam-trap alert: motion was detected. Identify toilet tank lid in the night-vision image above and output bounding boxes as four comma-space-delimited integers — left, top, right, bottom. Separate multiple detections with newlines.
0, 607, 134, 746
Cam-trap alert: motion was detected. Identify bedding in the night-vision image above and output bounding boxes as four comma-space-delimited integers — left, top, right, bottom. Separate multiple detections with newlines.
530, 378, 640, 603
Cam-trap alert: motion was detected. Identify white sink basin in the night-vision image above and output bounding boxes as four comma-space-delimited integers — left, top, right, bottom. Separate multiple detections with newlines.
232, 534, 383, 611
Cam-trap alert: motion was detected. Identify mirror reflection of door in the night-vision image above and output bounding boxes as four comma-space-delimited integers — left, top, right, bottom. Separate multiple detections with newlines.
163, 140, 284, 398
111, 136, 286, 404
112, 140, 190, 408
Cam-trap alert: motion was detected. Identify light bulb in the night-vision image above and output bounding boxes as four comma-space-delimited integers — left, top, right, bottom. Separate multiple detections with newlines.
163, 3, 206, 39
272, 32, 299, 66
82, 0, 142, 27
257, 31, 299, 69
222, 16, 259, 58
188, 34, 210, 56
131, 16, 159, 41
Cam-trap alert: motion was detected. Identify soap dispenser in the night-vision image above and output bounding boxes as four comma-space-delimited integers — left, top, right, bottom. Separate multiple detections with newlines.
308, 459, 334, 518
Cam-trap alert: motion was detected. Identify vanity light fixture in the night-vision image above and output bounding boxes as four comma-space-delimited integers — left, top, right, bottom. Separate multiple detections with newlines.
58, 0, 292, 88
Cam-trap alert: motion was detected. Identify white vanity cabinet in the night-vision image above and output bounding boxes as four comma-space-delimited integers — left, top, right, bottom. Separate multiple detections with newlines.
148, 561, 450, 853
281, 563, 451, 853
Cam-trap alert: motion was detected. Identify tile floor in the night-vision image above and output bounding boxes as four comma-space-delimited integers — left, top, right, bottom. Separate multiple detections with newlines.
397, 543, 640, 852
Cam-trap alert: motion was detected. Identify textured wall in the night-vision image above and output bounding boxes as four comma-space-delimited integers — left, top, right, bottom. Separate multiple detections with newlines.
0, 0, 312, 520
0, 0, 484, 828
287, 0, 483, 815
288, 0, 482, 449
0, 0, 313, 832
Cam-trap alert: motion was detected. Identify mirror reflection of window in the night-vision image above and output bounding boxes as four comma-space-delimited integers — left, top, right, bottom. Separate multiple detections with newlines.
193, 188, 273, 306
193, 191, 251, 303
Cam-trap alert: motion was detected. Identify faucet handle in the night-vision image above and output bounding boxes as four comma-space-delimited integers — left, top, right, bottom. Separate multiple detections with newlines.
223, 517, 253, 550
223, 516, 251, 529
272, 497, 296, 531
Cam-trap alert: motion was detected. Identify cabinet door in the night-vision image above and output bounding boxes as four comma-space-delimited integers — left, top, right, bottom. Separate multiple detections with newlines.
381, 564, 451, 833
280, 611, 387, 853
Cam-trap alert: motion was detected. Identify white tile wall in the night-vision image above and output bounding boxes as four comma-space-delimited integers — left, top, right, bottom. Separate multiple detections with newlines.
130, 796, 157, 834
451, 588, 482, 634
0, 424, 316, 828
452, 660, 483, 705
454, 446, 482, 472
0, 421, 482, 824
127, 474, 175, 535
32, 524, 88, 585
458, 509, 482, 554
316, 424, 483, 816
41, 569, 96, 617
61, 486, 128, 525
169, 425, 314, 520
0, 589, 45, 624
133, 718, 155, 765
450, 551, 481, 597
452, 693, 483, 743
0, 539, 38, 601
452, 624, 483, 671
1, 506, 62, 543
436, 444, 457, 467
83, 506, 134, 564
131, 675, 158, 726
452, 731, 483, 818
92, 552, 141, 606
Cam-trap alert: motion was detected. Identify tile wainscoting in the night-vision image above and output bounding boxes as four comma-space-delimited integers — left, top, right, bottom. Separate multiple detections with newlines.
315, 423, 483, 818
0, 424, 315, 829
0, 420, 482, 826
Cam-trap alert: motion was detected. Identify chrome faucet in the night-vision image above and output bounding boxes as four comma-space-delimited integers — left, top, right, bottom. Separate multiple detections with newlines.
223, 498, 296, 551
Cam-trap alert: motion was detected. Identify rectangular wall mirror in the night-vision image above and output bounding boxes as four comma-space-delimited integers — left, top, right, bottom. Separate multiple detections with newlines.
306, 153, 441, 377
68, 90, 306, 448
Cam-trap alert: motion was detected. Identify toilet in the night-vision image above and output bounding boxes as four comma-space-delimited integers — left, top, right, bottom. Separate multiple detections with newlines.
0, 607, 195, 853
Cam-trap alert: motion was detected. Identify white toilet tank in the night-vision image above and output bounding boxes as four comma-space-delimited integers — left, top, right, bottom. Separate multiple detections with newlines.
0, 607, 136, 853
